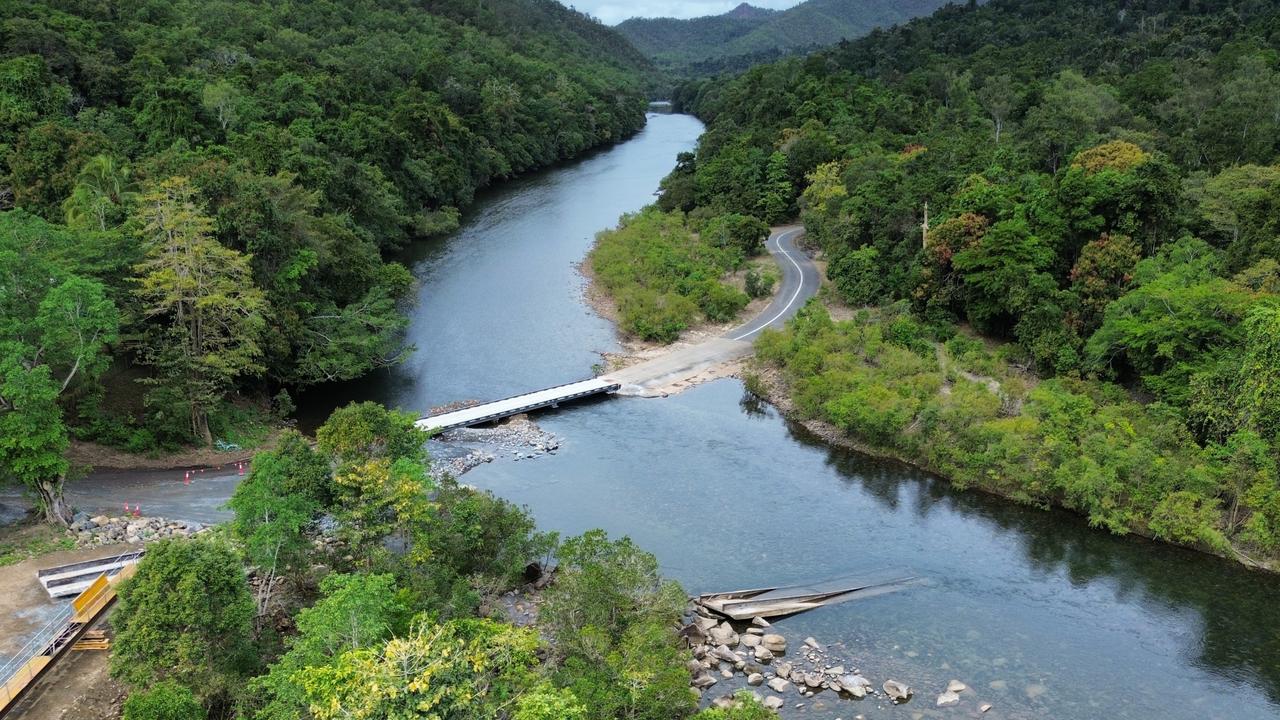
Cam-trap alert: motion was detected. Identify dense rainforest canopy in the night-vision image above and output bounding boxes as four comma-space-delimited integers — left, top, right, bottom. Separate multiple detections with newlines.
0, 0, 653, 520
663, 0, 1280, 560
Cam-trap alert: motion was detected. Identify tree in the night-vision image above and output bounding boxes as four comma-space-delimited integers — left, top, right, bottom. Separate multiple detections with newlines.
513, 684, 587, 720
1238, 304, 1280, 439
227, 432, 330, 617
977, 74, 1015, 145
1193, 164, 1280, 273
1022, 70, 1124, 173
296, 619, 539, 720
111, 539, 255, 707
952, 218, 1055, 332
1068, 233, 1141, 333
249, 573, 411, 720
62, 155, 136, 231
0, 227, 118, 524
132, 177, 266, 446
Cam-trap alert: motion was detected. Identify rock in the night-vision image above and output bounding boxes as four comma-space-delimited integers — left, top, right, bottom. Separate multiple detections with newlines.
695, 615, 719, 632
720, 668, 734, 678
740, 634, 762, 647
747, 673, 764, 686
763, 696, 784, 710
752, 616, 771, 627
980, 703, 993, 713
692, 672, 718, 689
883, 680, 912, 703
947, 679, 968, 693
936, 691, 960, 707
712, 645, 738, 663
838, 674, 872, 699
775, 662, 792, 680
709, 622, 739, 647
679, 623, 707, 646
803, 672, 824, 688
825, 665, 845, 675
685, 659, 703, 675
712, 695, 737, 709
803, 637, 821, 650
761, 634, 787, 653
753, 645, 774, 662
767, 677, 791, 693
746, 627, 765, 636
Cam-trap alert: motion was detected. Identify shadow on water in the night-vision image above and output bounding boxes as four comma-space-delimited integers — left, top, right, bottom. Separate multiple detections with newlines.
773, 395, 1280, 704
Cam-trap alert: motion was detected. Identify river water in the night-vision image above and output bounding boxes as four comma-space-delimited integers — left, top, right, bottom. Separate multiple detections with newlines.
131, 111, 1280, 718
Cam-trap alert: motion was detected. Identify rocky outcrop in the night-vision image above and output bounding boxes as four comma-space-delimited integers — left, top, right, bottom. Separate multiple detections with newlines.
68, 512, 208, 547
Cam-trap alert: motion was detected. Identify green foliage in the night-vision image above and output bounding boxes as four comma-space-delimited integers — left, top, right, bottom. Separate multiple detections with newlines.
591, 209, 752, 343
756, 307, 1280, 559
0, 212, 119, 522
247, 573, 411, 720
744, 266, 777, 299
513, 684, 588, 720
0, 0, 653, 450
830, 246, 883, 306
315, 401, 426, 468
691, 694, 776, 720
132, 177, 266, 447
296, 618, 540, 720
111, 538, 256, 708
542, 530, 695, 720
122, 681, 205, 720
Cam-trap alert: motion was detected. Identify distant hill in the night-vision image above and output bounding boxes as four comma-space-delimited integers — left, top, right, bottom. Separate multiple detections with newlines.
617, 0, 962, 76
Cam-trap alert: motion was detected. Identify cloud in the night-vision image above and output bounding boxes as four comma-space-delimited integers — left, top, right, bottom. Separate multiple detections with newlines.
562, 0, 803, 26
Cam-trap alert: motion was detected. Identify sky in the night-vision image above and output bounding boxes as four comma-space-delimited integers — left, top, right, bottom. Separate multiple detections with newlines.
562, 0, 803, 26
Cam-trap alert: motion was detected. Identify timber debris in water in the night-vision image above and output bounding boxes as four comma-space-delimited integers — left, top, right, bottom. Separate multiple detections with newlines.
695, 569, 919, 620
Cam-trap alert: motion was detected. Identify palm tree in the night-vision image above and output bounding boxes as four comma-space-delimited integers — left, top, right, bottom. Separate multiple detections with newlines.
63, 154, 137, 230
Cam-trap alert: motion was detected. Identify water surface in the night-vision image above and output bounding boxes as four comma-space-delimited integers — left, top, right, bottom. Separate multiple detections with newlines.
128, 113, 1280, 718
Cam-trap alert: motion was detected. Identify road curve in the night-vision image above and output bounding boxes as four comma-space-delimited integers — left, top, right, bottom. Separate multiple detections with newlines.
604, 225, 818, 396
727, 225, 820, 341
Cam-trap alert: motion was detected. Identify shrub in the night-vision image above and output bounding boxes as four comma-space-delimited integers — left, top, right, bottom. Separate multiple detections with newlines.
745, 267, 776, 298
122, 681, 205, 720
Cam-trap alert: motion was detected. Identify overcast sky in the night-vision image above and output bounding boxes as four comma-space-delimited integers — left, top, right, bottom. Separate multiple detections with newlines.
565, 0, 804, 26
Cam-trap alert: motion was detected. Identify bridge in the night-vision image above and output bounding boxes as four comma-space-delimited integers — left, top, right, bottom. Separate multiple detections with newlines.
416, 378, 621, 433
415, 226, 817, 433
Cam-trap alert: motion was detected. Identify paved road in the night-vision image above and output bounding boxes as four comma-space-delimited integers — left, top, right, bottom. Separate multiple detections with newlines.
604, 225, 819, 395
725, 226, 819, 340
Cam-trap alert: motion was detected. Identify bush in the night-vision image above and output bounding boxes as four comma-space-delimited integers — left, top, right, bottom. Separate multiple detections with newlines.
696, 281, 750, 322
122, 681, 205, 720
618, 289, 698, 343
745, 267, 777, 298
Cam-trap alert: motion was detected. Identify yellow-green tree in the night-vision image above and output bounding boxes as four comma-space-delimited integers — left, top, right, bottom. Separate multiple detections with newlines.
132, 177, 266, 446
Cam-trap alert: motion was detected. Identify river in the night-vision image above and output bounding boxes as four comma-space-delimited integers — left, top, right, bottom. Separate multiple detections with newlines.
91, 113, 1280, 718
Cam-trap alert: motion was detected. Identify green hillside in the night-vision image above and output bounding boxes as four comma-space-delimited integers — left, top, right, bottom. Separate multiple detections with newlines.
662, 0, 1280, 562
617, 0, 957, 76
0, 0, 653, 475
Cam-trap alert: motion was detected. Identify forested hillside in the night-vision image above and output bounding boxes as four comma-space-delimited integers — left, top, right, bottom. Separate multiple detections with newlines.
0, 0, 652, 521
663, 0, 1280, 562
617, 0, 955, 77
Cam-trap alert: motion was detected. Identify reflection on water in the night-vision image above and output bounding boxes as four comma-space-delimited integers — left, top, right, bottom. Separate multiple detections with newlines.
461, 380, 1280, 720
293, 113, 1280, 720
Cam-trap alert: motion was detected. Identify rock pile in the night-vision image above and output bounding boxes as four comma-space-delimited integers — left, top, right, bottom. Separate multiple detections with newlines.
679, 605, 991, 714
436, 415, 561, 470
69, 512, 208, 547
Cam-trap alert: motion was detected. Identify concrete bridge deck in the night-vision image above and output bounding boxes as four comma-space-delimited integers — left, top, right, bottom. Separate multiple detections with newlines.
416, 378, 620, 432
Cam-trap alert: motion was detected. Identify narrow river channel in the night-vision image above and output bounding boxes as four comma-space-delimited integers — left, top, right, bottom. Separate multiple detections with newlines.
90, 112, 1280, 719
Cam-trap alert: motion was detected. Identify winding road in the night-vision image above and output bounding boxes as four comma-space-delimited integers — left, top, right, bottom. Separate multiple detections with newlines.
604, 225, 819, 396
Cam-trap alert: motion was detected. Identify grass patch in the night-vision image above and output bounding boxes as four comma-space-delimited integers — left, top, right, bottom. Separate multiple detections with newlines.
0, 524, 77, 566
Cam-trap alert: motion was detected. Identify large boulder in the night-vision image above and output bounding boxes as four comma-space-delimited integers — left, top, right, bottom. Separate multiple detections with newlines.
767, 678, 791, 693
747, 673, 764, 686
763, 696, 784, 710
937, 690, 960, 707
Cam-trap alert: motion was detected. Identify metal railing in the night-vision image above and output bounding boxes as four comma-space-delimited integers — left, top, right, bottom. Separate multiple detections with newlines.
0, 549, 143, 709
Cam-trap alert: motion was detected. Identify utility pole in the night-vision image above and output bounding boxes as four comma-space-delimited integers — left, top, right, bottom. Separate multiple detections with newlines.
922, 201, 930, 249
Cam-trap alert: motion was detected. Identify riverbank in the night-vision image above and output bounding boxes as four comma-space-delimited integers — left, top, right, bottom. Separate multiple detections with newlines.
746, 300, 1277, 574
